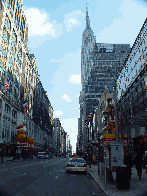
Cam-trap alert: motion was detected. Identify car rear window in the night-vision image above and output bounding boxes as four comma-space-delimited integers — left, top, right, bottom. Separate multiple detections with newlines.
70, 159, 85, 163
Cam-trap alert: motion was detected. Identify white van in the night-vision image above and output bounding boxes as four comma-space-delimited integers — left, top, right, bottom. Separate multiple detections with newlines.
37, 152, 46, 159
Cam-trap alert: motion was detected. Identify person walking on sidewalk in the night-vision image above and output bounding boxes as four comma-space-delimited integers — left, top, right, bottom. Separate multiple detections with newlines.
124, 151, 133, 179
92, 154, 96, 165
1, 151, 3, 162
143, 152, 147, 173
89, 153, 92, 168
134, 144, 144, 180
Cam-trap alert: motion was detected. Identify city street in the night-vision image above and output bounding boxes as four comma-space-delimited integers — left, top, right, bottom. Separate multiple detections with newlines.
0, 158, 106, 196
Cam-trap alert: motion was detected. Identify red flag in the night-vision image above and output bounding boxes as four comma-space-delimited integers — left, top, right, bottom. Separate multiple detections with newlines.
4, 81, 9, 91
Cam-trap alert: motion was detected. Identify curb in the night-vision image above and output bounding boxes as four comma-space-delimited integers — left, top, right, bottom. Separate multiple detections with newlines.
87, 170, 110, 196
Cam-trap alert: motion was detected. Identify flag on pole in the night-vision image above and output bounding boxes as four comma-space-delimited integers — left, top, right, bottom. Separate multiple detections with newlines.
4, 80, 9, 91
23, 99, 27, 109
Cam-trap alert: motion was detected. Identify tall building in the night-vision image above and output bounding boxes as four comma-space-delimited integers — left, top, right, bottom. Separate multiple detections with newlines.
0, 0, 55, 154
79, 6, 131, 153
81, 7, 96, 89
116, 18, 147, 151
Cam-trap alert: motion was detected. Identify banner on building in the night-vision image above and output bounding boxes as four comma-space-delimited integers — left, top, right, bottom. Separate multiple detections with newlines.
4, 79, 9, 91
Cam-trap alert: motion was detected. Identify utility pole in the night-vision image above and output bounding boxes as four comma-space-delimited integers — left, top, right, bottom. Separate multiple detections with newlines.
113, 79, 118, 142
96, 132, 101, 175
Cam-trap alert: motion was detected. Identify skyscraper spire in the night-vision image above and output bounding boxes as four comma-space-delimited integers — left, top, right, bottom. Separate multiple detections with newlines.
86, 3, 90, 29
86, 3, 88, 16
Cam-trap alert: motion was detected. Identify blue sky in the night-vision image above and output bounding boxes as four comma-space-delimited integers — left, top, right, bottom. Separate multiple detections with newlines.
23, 0, 147, 153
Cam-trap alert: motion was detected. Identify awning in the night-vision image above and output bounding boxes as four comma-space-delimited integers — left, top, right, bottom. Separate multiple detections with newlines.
102, 107, 111, 115
16, 125, 25, 129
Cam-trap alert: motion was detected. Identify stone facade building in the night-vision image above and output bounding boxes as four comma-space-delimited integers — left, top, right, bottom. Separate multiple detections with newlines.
116, 17, 147, 151
0, 0, 55, 154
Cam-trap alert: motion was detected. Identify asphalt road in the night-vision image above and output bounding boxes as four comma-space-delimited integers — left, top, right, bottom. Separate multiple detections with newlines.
0, 158, 106, 196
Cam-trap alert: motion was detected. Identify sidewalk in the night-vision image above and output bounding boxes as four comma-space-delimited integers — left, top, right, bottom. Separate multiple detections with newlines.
88, 164, 147, 196
0, 156, 38, 163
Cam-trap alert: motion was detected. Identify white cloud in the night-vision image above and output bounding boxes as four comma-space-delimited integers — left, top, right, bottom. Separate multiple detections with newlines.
64, 10, 84, 32
49, 51, 81, 87
96, 0, 147, 47
24, 7, 63, 48
68, 74, 81, 84
62, 94, 72, 102
54, 110, 64, 117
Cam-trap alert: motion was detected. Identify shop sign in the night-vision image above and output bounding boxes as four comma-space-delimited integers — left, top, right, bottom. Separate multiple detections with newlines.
102, 138, 115, 142
101, 134, 115, 139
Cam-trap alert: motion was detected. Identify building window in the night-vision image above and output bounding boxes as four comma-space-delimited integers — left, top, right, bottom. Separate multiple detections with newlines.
5, 104, 10, 114
12, 109, 17, 118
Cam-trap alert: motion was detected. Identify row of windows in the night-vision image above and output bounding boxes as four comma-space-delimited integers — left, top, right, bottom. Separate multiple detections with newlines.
119, 89, 146, 113
0, 100, 17, 117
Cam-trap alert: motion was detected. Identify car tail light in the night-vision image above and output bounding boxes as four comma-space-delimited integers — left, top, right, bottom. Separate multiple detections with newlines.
67, 163, 70, 167
82, 164, 86, 167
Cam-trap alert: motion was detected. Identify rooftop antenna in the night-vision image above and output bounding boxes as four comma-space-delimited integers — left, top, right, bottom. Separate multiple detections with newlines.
86, 1, 88, 16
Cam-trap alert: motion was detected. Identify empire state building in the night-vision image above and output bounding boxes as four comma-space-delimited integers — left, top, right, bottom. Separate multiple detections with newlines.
81, 7, 96, 90
79, 6, 131, 153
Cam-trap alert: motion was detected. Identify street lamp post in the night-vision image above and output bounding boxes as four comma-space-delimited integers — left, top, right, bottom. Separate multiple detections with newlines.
96, 132, 101, 175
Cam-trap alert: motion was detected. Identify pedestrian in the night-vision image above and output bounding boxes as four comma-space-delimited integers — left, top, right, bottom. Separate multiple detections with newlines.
93, 154, 96, 165
1, 152, 3, 162
134, 144, 144, 180
100, 153, 104, 163
89, 154, 92, 168
143, 152, 147, 173
124, 151, 132, 179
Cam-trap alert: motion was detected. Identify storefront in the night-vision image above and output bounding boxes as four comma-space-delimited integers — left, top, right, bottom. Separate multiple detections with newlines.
100, 134, 116, 162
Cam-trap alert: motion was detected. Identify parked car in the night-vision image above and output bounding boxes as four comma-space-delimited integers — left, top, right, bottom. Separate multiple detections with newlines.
43, 154, 50, 159
37, 152, 46, 159
66, 158, 87, 173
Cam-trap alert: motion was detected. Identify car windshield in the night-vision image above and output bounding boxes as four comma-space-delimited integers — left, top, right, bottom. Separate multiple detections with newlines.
69, 159, 85, 163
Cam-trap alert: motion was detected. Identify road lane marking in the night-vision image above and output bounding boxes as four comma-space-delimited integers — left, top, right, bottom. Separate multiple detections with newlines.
55, 174, 60, 178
